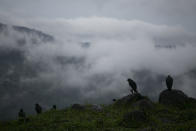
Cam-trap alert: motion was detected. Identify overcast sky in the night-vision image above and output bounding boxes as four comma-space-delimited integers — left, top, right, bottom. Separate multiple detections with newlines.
0, 0, 196, 32
0, 0, 196, 120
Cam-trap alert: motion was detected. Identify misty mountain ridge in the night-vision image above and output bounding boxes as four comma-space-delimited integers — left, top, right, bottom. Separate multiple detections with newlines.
0, 22, 55, 81
0, 23, 55, 120
0, 22, 196, 121
0, 22, 54, 43
0, 23, 89, 120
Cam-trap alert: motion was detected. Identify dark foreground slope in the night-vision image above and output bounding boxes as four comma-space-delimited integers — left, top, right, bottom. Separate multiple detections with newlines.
0, 93, 196, 131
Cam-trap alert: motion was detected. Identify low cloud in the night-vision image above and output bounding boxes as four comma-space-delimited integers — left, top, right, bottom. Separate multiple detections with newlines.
0, 17, 196, 120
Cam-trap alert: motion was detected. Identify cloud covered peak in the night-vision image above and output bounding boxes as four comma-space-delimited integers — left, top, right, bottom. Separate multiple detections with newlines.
0, 17, 196, 120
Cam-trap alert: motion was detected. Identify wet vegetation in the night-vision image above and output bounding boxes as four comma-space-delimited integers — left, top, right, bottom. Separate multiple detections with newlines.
0, 96, 196, 131
0, 76, 196, 131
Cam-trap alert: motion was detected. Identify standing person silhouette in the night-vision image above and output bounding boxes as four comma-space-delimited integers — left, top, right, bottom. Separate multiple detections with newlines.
35, 103, 42, 114
18, 108, 26, 122
127, 78, 138, 94
166, 75, 173, 91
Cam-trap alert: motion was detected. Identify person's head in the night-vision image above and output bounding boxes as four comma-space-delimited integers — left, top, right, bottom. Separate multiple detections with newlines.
167, 75, 172, 79
127, 78, 131, 82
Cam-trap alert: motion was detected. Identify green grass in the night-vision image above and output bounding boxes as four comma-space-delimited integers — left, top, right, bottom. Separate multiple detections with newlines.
0, 102, 196, 131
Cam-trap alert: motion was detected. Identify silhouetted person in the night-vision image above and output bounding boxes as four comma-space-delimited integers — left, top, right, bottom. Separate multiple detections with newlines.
18, 108, 26, 122
166, 75, 173, 91
52, 105, 56, 110
35, 103, 42, 114
127, 78, 138, 94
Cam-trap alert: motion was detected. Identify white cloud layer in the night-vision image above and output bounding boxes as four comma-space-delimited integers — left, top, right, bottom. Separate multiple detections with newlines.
0, 17, 196, 120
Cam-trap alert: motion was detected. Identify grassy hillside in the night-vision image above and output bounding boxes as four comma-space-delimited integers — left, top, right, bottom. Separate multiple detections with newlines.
1, 98, 196, 131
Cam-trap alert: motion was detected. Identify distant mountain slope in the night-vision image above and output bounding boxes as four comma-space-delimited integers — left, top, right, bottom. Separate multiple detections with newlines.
0, 22, 54, 42
0, 23, 55, 120
0, 22, 54, 80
